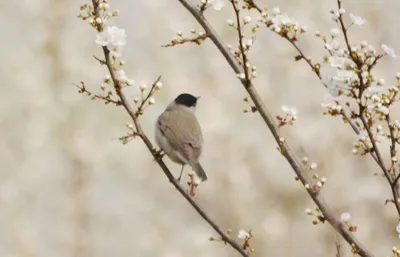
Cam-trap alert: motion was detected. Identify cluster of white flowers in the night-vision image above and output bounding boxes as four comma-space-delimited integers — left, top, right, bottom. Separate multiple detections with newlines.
96, 26, 127, 48
237, 229, 250, 239
281, 105, 297, 118
257, 7, 305, 39
382, 44, 398, 58
350, 13, 366, 26
310, 162, 317, 170
320, 10, 399, 127
352, 124, 387, 154
86, 1, 136, 86
340, 212, 351, 222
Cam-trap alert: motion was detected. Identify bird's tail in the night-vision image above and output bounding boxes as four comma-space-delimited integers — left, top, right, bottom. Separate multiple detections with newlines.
191, 162, 208, 182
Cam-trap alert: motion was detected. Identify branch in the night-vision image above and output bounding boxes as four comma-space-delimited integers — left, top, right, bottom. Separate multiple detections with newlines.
89, 1, 249, 256
176, 0, 374, 256
335, 0, 400, 216
231, 0, 250, 84
248, 0, 400, 216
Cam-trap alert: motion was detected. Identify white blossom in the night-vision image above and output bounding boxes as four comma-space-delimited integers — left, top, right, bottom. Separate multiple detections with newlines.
281, 105, 297, 116
208, 0, 225, 10
148, 98, 156, 105
127, 79, 135, 86
115, 69, 127, 82
104, 74, 111, 81
238, 229, 250, 239
367, 86, 384, 94
365, 44, 375, 53
395, 120, 400, 129
350, 13, 366, 26
340, 212, 351, 222
328, 56, 353, 69
96, 29, 112, 46
110, 46, 123, 57
330, 11, 339, 21
330, 28, 340, 37
139, 83, 147, 91
237, 73, 245, 79
193, 176, 202, 185
325, 40, 341, 51
271, 13, 296, 27
305, 208, 312, 214
310, 162, 317, 170
333, 70, 358, 85
271, 6, 280, 15
368, 102, 389, 115
243, 16, 252, 23
155, 81, 163, 90
226, 19, 234, 26
108, 26, 127, 46
95, 26, 127, 47
382, 44, 397, 58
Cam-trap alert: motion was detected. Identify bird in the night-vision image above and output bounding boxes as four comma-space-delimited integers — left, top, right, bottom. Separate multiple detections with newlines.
155, 93, 207, 182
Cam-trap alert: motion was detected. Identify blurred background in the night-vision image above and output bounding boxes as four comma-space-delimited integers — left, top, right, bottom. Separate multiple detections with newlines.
1, 0, 400, 256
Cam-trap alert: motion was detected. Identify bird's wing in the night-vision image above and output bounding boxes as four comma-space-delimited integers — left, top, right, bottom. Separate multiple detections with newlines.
158, 109, 203, 161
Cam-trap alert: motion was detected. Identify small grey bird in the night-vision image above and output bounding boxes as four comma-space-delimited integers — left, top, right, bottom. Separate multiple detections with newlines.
155, 93, 207, 182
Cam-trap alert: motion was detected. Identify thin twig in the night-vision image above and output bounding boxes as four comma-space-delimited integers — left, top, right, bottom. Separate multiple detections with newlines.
337, 0, 353, 58
176, 0, 374, 256
335, 239, 342, 257
161, 33, 208, 47
230, 0, 250, 86
74, 81, 122, 105
90, 1, 249, 256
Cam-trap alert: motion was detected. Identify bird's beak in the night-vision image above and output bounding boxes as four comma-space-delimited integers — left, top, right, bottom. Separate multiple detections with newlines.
197, 96, 201, 100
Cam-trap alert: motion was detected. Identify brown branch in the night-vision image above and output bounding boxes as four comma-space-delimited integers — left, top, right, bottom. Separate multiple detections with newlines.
249, 0, 397, 216
337, 0, 353, 58
335, 0, 400, 215
89, 1, 249, 257
135, 77, 161, 116
161, 33, 208, 47
74, 81, 122, 105
230, 0, 250, 85
335, 239, 342, 257
176, 0, 374, 256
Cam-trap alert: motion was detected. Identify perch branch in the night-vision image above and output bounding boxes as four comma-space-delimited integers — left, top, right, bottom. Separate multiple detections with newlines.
89, 1, 249, 256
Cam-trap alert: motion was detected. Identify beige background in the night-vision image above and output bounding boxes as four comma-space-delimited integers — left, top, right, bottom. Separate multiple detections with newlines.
1, 0, 400, 256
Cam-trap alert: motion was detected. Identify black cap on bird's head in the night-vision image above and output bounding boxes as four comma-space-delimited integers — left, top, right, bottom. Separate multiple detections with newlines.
174, 93, 199, 107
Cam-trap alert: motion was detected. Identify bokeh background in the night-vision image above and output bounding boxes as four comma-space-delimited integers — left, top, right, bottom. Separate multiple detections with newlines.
1, 0, 400, 256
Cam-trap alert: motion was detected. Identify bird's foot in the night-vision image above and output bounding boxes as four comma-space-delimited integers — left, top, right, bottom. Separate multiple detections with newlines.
153, 149, 165, 161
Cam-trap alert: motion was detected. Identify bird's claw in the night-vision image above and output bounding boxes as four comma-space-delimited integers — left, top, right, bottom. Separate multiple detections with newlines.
153, 149, 165, 161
